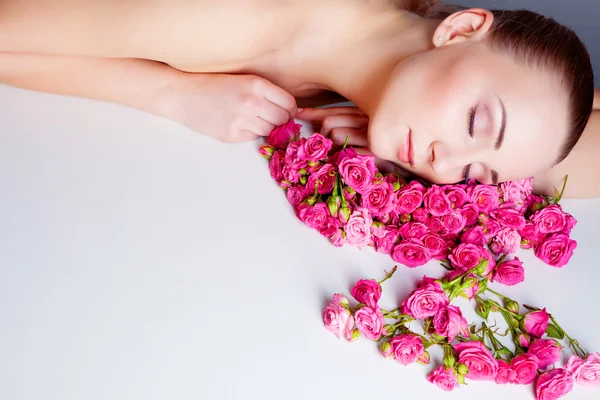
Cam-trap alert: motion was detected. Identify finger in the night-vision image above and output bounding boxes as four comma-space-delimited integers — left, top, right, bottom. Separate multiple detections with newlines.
249, 116, 276, 137
258, 80, 297, 116
256, 98, 291, 127
297, 106, 366, 121
330, 127, 369, 147
321, 114, 369, 137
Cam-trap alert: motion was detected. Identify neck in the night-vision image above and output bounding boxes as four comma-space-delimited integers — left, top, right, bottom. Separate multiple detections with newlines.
288, 8, 439, 115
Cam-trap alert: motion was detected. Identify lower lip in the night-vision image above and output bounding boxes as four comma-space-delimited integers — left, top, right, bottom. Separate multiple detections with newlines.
397, 130, 412, 165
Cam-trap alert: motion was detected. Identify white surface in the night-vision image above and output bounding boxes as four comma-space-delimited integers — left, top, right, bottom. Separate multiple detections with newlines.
1, 84, 599, 400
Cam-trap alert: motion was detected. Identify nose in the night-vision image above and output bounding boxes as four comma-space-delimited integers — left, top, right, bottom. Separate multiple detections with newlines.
429, 140, 467, 175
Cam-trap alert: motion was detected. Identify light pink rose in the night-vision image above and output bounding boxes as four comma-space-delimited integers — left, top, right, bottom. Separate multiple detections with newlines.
373, 225, 400, 255
523, 308, 550, 338
423, 185, 452, 216
490, 227, 521, 255
535, 234, 577, 268
461, 226, 486, 247
442, 210, 466, 234
492, 258, 525, 286
399, 222, 428, 240
444, 185, 468, 208
511, 353, 540, 385
297, 203, 330, 231
460, 204, 480, 227
427, 366, 460, 391
391, 239, 432, 268
344, 207, 373, 249
411, 207, 429, 223
362, 182, 396, 216
269, 150, 285, 181
351, 279, 382, 304
433, 305, 469, 342
298, 133, 333, 162
449, 243, 485, 272
468, 184, 500, 213
395, 181, 426, 214
493, 208, 526, 230
329, 229, 345, 247
535, 368, 573, 400
401, 279, 449, 320
322, 294, 354, 341
500, 178, 533, 210
389, 334, 424, 365
566, 353, 600, 387
529, 339, 562, 369
461, 273, 480, 300
266, 121, 301, 149
354, 305, 384, 340
286, 186, 306, 207
454, 341, 499, 381
495, 359, 517, 384
531, 205, 568, 234
306, 163, 336, 194
422, 232, 448, 260
338, 154, 376, 194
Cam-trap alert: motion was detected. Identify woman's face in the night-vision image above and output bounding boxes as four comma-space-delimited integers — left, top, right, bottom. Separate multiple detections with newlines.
368, 39, 570, 185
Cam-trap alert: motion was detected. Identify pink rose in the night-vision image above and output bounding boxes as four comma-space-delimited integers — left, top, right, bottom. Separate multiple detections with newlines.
266, 121, 301, 149
529, 339, 562, 369
329, 229, 345, 247
490, 227, 521, 255
468, 184, 500, 213
561, 214, 577, 235
426, 216, 447, 235
518, 333, 531, 348
389, 334, 424, 365
298, 133, 332, 161
422, 232, 448, 260
395, 181, 426, 214
284, 139, 308, 169
449, 243, 485, 272
454, 341, 499, 381
306, 163, 336, 194
351, 279, 382, 304
319, 215, 342, 238
423, 185, 452, 216
399, 222, 428, 240
566, 353, 600, 387
500, 178, 533, 210
433, 305, 469, 342
481, 217, 501, 242
535, 234, 577, 268
322, 294, 354, 341
373, 225, 400, 255
535, 368, 573, 400
493, 208, 526, 230
444, 185, 468, 208
531, 205, 567, 234
344, 207, 373, 249
282, 164, 302, 183
269, 150, 285, 181
460, 204, 480, 227
286, 186, 306, 207
427, 366, 460, 391
523, 308, 550, 338
411, 207, 429, 223
391, 239, 431, 268
460, 273, 479, 300
297, 203, 330, 231
441, 210, 466, 234
511, 353, 540, 384
401, 279, 449, 320
338, 154, 376, 194
354, 306, 384, 340
362, 182, 396, 216
496, 359, 517, 384
461, 226, 486, 246
492, 258, 525, 286
519, 221, 546, 249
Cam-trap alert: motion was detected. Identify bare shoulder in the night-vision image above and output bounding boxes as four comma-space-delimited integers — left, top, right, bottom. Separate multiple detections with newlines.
534, 110, 600, 198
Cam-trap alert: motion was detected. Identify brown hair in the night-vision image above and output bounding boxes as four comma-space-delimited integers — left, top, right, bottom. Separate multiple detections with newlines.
414, 4, 595, 165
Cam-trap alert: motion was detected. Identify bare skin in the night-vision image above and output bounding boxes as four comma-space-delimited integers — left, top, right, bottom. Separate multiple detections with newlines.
0, 0, 597, 197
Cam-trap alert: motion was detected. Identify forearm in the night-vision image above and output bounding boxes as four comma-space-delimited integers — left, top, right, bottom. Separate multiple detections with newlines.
0, 53, 180, 121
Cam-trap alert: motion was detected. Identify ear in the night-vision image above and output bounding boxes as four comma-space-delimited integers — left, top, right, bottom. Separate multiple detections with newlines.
432, 8, 494, 47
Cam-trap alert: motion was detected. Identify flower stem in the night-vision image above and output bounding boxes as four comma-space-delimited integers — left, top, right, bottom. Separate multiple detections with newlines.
378, 266, 398, 285
550, 315, 587, 358
485, 287, 509, 301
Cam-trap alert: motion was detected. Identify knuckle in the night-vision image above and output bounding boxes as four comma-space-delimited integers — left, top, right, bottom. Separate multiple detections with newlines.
240, 93, 258, 109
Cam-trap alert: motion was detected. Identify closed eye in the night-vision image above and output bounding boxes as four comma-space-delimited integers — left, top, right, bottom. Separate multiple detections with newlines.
468, 106, 477, 137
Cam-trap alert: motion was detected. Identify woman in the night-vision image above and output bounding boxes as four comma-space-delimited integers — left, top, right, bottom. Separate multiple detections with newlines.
0, 0, 596, 195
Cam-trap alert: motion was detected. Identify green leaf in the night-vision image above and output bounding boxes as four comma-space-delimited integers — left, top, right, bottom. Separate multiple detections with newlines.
546, 323, 565, 340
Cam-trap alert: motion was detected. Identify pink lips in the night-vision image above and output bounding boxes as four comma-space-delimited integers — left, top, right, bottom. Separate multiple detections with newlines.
397, 130, 413, 165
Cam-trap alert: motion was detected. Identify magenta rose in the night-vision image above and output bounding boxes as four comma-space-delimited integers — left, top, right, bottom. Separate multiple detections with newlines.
535, 234, 577, 268
523, 308, 550, 338
306, 163, 336, 194
496, 359, 517, 384
319, 215, 342, 238
433, 305, 469, 342
481, 218, 501, 242
395, 181, 426, 214
298, 133, 332, 162
344, 207, 373, 249
460, 203, 480, 227
391, 239, 432, 268
354, 305, 384, 340
426, 216, 447, 235
468, 184, 500, 213
282, 164, 302, 183
520, 221, 546, 249
362, 182, 396, 216
566, 353, 600, 387
351, 279, 382, 304
531, 204, 567, 234
449, 243, 485, 272
322, 294, 354, 341
284, 139, 308, 169
454, 341, 499, 381
269, 150, 285, 181
338, 153, 376, 194
427, 366, 459, 392
401, 279, 449, 320
529, 339, 562, 369
461, 226, 486, 247
441, 210, 466, 234
411, 207, 429, 223
490, 227, 521, 255
423, 185, 452, 216
389, 334, 424, 365
492, 257, 525, 286
422, 232, 448, 260
373, 225, 400, 255
297, 203, 330, 231
561, 214, 577, 235
444, 185, 468, 208
535, 368, 573, 400
511, 353, 540, 385
399, 222, 428, 240
493, 208, 526, 230
266, 121, 301, 149
286, 186, 306, 207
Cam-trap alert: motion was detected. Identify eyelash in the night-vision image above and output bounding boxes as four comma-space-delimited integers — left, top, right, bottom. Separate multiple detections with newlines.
464, 106, 477, 181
